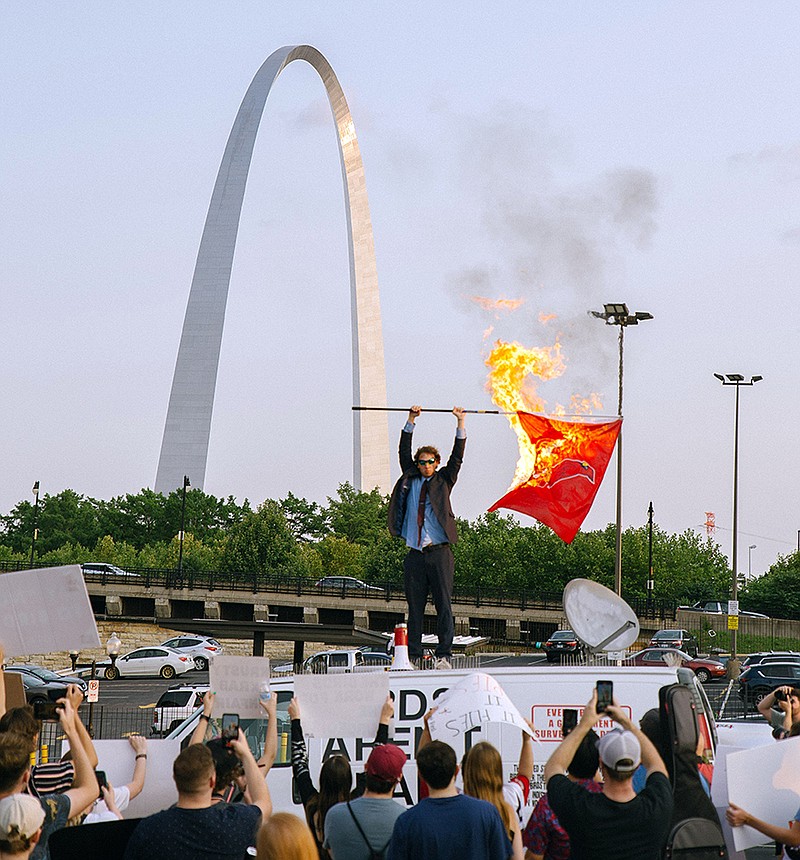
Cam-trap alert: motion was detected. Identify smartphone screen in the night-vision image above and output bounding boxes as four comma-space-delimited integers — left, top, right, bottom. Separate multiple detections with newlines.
32, 701, 60, 721
95, 770, 108, 798
596, 680, 613, 713
562, 708, 578, 737
221, 713, 239, 743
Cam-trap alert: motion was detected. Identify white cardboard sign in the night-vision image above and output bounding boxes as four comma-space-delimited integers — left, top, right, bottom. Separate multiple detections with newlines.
726, 735, 800, 851
68, 739, 180, 818
208, 656, 271, 720
293, 673, 389, 738
0, 565, 100, 657
428, 673, 535, 742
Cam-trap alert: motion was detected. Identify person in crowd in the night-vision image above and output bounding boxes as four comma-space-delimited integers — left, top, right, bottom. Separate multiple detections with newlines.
289, 694, 393, 859
726, 801, 800, 856
387, 740, 512, 860
0, 794, 45, 859
257, 812, 319, 860
757, 685, 800, 738
82, 734, 148, 823
462, 741, 525, 860
323, 743, 407, 860
387, 405, 466, 670
190, 690, 278, 804
417, 707, 533, 829
123, 731, 271, 860
543, 690, 673, 860
523, 730, 601, 860
0, 692, 98, 860
0, 687, 98, 797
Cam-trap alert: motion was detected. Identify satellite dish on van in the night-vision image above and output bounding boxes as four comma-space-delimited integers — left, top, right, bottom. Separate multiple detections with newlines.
563, 578, 640, 653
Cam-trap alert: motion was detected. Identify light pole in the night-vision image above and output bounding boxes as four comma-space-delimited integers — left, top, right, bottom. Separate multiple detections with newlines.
177, 475, 190, 578
590, 303, 653, 595
714, 373, 762, 660
647, 501, 654, 609
29, 481, 40, 567
748, 544, 756, 579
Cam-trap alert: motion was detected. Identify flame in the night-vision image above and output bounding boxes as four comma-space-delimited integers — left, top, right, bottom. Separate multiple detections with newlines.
485, 339, 603, 490
469, 295, 525, 314
538, 312, 557, 324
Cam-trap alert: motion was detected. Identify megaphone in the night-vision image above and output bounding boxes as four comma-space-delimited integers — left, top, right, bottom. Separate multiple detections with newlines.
390, 623, 414, 671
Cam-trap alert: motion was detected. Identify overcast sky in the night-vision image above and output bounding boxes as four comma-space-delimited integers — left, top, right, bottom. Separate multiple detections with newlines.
2, 3, 798, 579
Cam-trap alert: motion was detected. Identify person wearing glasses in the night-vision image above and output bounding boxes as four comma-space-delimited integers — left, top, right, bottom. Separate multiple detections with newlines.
388, 405, 466, 670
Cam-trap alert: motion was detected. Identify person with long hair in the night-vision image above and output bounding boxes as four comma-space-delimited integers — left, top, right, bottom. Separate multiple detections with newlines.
462, 742, 524, 860
257, 812, 318, 860
289, 694, 393, 859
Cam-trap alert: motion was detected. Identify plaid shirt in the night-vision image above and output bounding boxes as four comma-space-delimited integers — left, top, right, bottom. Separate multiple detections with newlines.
522, 778, 602, 860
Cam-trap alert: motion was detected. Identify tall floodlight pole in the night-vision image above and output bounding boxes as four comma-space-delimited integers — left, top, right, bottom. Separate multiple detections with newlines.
177, 475, 190, 576
714, 373, 762, 660
29, 481, 40, 567
590, 304, 653, 595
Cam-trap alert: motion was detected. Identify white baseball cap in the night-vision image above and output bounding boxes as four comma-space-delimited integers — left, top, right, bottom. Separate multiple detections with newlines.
0, 793, 45, 841
598, 728, 641, 774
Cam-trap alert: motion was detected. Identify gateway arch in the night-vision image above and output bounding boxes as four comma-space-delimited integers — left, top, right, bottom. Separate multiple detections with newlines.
155, 45, 390, 495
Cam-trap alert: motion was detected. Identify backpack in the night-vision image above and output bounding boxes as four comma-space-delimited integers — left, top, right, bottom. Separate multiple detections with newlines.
664, 817, 727, 859
346, 801, 391, 860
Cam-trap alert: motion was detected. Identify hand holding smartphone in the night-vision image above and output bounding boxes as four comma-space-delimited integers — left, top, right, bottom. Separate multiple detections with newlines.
562, 708, 578, 737
595, 680, 613, 714
221, 713, 240, 746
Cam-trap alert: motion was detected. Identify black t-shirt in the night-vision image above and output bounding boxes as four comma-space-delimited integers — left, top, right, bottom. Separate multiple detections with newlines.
546, 772, 673, 860
124, 802, 262, 860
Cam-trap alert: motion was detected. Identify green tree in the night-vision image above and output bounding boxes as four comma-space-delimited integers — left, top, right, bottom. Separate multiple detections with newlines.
326, 483, 387, 546
279, 493, 329, 542
742, 552, 800, 619
314, 535, 364, 579
220, 500, 299, 575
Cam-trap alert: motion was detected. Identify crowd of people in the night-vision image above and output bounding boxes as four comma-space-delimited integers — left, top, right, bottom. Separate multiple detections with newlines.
2, 641, 800, 859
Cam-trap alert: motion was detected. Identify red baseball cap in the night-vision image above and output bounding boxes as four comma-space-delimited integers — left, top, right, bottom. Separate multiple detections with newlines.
365, 744, 406, 782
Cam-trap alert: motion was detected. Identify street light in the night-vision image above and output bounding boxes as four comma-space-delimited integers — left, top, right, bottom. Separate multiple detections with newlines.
748, 544, 757, 579
106, 632, 122, 669
589, 303, 653, 595
177, 475, 190, 578
69, 650, 79, 674
714, 372, 763, 660
29, 481, 40, 567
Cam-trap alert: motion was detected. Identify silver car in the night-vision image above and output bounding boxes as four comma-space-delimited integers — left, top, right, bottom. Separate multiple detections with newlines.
160, 635, 224, 671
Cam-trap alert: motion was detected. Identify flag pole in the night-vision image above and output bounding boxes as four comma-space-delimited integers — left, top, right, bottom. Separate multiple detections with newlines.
352, 406, 514, 414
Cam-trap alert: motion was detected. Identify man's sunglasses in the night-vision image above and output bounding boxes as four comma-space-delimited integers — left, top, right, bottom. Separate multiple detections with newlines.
416, 458, 437, 465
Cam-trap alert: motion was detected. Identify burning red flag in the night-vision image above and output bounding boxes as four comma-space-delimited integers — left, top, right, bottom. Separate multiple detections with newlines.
489, 411, 622, 543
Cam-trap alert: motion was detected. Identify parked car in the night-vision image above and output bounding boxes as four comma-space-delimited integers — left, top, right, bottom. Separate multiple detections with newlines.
680, 600, 769, 619
103, 646, 193, 680
298, 649, 391, 674
315, 576, 384, 594
648, 629, 699, 658
160, 635, 223, 671
6, 664, 87, 694
543, 630, 585, 663
4, 669, 69, 706
626, 648, 726, 684
152, 684, 209, 736
81, 562, 139, 579
737, 662, 800, 705
741, 652, 800, 669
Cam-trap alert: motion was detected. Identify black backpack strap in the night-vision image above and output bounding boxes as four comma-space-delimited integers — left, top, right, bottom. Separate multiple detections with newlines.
346, 801, 391, 859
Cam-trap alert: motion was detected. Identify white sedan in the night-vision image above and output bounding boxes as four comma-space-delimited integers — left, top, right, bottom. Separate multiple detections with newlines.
104, 646, 193, 680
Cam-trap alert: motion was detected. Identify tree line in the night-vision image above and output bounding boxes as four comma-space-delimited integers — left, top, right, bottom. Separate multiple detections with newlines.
1, 485, 796, 617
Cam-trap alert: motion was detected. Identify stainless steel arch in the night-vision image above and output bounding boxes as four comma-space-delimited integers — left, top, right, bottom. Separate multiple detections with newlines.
155, 45, 390, 495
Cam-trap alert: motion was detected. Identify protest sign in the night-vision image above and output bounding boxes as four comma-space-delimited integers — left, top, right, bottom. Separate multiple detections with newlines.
294, 673, 389, 738
428, 673, 534, 742
0, 565, 100, 657
726, 735, 800, 851
68, 739, 180, 818
208, 655, 271, 719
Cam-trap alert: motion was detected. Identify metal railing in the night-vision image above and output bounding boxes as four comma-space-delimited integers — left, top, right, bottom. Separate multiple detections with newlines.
0, 560, 679, 620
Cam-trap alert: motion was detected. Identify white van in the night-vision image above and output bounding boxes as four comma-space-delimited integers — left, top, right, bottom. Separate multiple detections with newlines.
164, 664, 717, 816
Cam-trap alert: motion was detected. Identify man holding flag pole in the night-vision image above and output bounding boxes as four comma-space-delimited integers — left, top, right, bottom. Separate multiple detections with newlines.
387, 405, 466, 670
